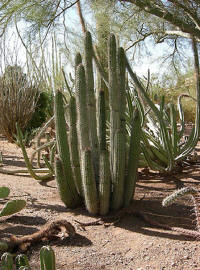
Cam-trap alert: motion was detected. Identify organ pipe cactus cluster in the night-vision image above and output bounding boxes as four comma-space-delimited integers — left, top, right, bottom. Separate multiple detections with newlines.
0, 246, 56, 270
54, 32, 142, 214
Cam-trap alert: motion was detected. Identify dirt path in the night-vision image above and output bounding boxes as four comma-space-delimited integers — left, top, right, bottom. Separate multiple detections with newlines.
0, 139, 199, 270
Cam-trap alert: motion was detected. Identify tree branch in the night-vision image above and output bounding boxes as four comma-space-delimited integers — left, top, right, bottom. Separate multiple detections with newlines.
76, 0, 87, 34
120, 0, 200, 40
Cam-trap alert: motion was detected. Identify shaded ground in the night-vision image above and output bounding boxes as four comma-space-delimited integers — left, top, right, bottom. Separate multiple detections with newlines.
0, 138, 200, 270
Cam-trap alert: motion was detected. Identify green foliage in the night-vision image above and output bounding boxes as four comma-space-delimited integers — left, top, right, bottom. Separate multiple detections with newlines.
21, 91, 54, 145
27, 91, 53, 131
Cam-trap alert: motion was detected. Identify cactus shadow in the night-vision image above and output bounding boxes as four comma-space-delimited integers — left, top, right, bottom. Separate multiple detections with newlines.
111, 199, 196, 242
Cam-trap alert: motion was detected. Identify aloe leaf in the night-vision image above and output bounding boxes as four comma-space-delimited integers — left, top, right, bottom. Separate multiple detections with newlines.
125, 56, 174, 171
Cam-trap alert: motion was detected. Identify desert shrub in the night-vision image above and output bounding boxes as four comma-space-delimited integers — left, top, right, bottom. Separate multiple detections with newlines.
25, 91, 54, 143
0, 65, 38, 142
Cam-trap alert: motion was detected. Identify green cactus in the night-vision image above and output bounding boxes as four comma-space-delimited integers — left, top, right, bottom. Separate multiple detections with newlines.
0, 200, 26, 217
75, 64, 90, 151
108, 34, 119, 175
98, 90, 111, 215
40, 246, 56, 270
53, 32, 142, 215
162, 187, 198, 207
68, 96, 83, 196
0, 186, 26, 218
111, 129, 126, 210
15, 254, 30, 270
98, 90, 107, 151
124, 110, 141, 207
82, 149, 98, 215
108, 39, 127, 211
84, 31, 99, 178
1, 246, 56, 270
54, 90, 81, 208
1, 253, 13, 270
99, 150, 110, 215
75, 52, 82, 73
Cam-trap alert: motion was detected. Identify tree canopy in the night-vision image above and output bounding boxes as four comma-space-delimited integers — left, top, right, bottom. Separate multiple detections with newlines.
120, 0, 200, 40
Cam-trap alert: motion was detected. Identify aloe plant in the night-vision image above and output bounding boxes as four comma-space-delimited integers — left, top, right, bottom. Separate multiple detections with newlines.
126, 38, 200, 173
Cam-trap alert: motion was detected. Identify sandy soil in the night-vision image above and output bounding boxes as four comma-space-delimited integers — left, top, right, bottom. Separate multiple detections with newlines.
0, 138, 199, 270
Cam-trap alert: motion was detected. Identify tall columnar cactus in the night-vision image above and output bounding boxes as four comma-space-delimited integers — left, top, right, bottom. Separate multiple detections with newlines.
84, 31, 99, 178
124, 110, 141, 207
54, 90, 81, 208
75, 64, 90, 152
98, 90, 110, 215
54, 32, 142, 215
108, 34, 119, 174
82, 148, 99, 214
68, 96, 83, 196
109, 40, 127, 211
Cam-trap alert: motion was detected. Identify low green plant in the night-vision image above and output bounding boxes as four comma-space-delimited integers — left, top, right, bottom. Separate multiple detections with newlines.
0, 246, 56, 270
